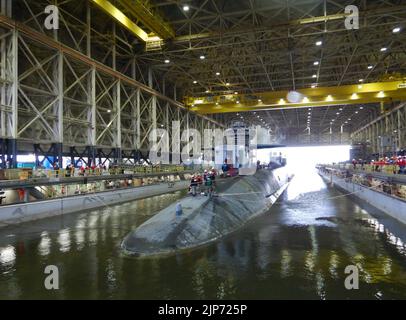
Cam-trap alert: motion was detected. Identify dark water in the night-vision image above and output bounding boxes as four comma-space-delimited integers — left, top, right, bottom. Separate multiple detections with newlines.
1, 170, 406, 300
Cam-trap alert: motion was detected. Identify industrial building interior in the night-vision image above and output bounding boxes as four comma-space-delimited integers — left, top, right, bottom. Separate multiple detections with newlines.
0, 0, 406, 302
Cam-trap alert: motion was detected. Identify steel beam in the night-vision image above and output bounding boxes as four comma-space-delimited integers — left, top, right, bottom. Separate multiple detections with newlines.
0, 14, 224, 128
351, 102, 406, 153
90, 0, 150, 42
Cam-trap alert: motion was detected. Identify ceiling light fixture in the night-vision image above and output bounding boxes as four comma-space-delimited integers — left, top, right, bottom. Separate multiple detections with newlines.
393, 27, 401, 33
351, 93, 359, 100
377, 91, 385, 98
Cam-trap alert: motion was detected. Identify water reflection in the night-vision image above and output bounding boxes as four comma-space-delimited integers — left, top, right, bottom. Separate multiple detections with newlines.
0, 174, 406, 299
280, 249, 292, 278
0, 245, 16, 266
38, 232, 51, 256
285, 168, 327, 201
329, 252, 339, 279
57, 228, 71, 253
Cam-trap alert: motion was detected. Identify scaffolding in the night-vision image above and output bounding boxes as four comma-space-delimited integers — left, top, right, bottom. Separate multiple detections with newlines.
351, 102, 406, 155
0, 0, 224, 168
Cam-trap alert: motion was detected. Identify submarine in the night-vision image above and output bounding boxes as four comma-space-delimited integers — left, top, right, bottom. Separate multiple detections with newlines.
121, 165, 290, 257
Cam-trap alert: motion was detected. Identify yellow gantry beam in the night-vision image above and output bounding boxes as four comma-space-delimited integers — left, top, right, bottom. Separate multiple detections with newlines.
186, 81, 406, 114
91, 0, 149, 41
119, 0, 175, 40
91, 0, 169, 43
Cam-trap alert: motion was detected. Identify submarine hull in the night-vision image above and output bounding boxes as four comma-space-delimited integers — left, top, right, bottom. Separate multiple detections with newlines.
122, 167, 290, 256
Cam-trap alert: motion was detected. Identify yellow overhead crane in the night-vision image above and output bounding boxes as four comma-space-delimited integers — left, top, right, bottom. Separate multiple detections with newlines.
90, 0, 174, 44
185, 80, 406, 114
118, 0, 174, 40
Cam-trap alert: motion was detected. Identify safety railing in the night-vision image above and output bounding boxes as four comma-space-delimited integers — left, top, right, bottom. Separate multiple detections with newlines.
318, 165, 406, 200
331, 163, 405, 175
0, 164, 187, 182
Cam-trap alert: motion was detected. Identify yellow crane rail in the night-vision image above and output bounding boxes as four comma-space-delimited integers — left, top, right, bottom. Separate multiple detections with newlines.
90, 0, 174, 43
118, 0, 174, 40
186, 81, 406, 114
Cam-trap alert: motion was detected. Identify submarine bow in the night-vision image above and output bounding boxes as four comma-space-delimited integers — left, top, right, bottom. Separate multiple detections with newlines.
122, 168, 289, 256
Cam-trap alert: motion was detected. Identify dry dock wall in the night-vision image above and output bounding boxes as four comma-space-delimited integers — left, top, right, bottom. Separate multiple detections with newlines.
0, 181, 189, 226
320, 172, 406, 225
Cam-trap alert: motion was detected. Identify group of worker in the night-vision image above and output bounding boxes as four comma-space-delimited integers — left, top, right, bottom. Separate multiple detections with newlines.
352, 156, 406, 174
62, 163, 110, 177
189, 169, 217, 197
